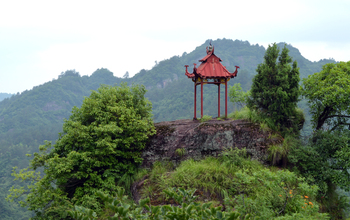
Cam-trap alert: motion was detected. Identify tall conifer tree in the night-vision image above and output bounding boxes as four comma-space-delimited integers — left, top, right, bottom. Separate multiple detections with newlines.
248, 43, 301, 131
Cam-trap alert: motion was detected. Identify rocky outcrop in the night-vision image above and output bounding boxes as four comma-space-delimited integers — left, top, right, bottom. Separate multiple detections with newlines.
142, 119, 277, 167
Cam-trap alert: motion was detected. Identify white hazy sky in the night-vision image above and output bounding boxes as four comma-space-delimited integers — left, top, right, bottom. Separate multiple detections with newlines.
1, 0, 349, 94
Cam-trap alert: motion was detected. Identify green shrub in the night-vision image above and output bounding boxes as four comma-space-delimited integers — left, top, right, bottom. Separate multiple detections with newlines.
267, 136, 299, 166
200, 115, 212, 123
175, 148, 186, 157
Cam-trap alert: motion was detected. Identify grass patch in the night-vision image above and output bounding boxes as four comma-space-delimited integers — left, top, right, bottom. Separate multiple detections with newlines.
200, 115, 212, 123
138, 161, 174, 204
228, 106, 305, 138
175, 148, 186, 157
260, 122, 271, 133
136, 148, 324, 219
228, 106, 279, 133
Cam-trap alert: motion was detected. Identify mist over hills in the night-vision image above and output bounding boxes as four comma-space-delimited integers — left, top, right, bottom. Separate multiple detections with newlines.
0, 38, 336, 219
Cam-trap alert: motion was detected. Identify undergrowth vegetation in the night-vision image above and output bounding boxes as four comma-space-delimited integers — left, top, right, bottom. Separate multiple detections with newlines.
228, 107, 304, 137
228, 107, 304, 167
228, 107, 278, 133
133, 148, 328, 219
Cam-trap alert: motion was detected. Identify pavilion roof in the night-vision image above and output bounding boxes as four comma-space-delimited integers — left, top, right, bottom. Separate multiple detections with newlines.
196, 53, 231, 78
185, 46, 239, 79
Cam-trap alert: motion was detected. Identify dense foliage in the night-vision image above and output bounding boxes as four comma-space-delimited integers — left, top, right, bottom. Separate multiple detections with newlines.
302, 61, 350, 131
248, 43, 301, 134
288, 130, 350, 218
0, 144, 33, 219
70, 187, 248, 220
7, 84, 155, 219
291, 130, 350, 189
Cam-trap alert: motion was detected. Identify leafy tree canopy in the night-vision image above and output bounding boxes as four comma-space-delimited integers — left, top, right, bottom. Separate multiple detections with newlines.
228, 83, 250, 109
7, 83, 155, 219
290, 130, 350, 193
248, 43, 301, 134
302, 61, 350, 131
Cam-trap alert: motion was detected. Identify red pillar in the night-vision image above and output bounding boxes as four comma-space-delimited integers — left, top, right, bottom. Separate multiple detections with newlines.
201, 80, 203, 118
194, 82, 197, 120
218, 83, 220, 118
225, 79, 227, 118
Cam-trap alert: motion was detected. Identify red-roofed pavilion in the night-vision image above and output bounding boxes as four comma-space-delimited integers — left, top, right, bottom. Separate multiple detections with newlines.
185, 44, 239, 119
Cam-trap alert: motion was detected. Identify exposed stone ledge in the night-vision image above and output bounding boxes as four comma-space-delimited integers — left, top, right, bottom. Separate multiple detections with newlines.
142, 119, 275, 167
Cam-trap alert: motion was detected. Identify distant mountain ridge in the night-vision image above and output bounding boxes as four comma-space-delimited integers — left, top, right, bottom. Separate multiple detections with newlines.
0, 38, 335, 148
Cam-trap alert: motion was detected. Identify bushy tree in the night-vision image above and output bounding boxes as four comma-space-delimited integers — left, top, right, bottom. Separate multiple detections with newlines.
302, 61, 350, 131
248, 43, 301, 133
7, 83, 155, 219
228, 83, 250, 109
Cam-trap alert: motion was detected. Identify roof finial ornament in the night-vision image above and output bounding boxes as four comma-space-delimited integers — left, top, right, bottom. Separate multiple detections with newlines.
208, 40, 213, 52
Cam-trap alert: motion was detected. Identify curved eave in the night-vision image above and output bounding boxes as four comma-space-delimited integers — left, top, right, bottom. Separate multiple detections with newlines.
185, 72, 195, 78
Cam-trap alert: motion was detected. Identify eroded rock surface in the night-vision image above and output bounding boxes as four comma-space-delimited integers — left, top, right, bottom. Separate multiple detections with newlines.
142, 119, 275, 167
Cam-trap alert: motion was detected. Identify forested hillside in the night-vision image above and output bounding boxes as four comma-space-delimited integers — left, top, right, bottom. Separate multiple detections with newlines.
0, 38, 336, 219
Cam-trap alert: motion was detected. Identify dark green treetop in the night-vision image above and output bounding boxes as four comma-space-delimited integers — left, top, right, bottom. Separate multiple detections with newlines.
248, 43, 301, 133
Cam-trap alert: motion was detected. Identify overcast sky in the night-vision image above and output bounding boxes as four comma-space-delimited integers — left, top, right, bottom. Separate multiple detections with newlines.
1, 0, 349, 94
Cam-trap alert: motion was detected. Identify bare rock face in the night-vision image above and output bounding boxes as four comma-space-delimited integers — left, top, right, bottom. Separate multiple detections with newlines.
142, 119, 275, 167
